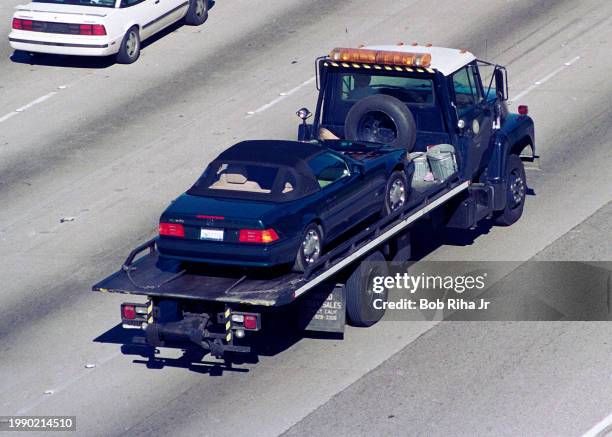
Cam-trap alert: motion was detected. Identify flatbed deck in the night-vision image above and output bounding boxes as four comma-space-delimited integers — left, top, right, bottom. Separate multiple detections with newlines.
93, 179, 470, 307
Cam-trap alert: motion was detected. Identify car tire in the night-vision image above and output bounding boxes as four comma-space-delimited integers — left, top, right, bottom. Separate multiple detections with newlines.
384, 170, 408, 215
346, 251, 388, 327
292, 223, 323, 273
184, 0, 208, 25
345, 94, 416, 151
493, 154, 526, 226
116, 27, 140, 64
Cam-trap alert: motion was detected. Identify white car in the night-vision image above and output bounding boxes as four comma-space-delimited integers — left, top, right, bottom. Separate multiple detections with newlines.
9, 0, 209, 64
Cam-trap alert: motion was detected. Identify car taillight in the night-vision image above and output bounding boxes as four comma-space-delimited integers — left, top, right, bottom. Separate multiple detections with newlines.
12, 18, 33, 31
243, 315, 258, 330
518, 105, 529, 115
79, 24, 106, 35
239, 229, 279, 244
122, 304, 136, 320
159, 222, 185, 238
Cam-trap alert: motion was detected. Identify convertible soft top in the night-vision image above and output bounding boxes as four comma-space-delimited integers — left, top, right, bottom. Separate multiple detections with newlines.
188, 141, 324, 202
217, 140, 323, 166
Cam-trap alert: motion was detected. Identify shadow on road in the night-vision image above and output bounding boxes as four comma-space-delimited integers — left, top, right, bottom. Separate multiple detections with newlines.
92, 214, 498, 375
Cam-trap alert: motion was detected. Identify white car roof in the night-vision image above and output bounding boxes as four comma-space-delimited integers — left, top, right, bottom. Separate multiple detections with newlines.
363, 44, 476, 76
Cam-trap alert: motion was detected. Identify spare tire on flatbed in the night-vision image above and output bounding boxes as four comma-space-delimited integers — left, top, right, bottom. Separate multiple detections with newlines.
345, 94, 416, 151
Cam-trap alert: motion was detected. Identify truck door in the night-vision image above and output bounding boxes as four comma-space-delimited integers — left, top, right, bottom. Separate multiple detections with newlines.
451, 63, 494, 177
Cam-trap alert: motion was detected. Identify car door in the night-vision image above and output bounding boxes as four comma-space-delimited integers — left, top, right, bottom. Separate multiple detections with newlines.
308, 152, 371, 240
451, 63, 494, 176
123, 0, 183, 38
151, 0, 189, 31
120, 0, 159, 39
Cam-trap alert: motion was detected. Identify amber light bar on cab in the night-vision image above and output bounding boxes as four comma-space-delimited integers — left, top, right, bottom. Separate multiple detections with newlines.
329, 47, 432, 68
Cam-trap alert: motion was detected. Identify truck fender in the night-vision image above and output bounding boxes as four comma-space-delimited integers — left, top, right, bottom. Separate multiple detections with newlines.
485, 114, 534, 211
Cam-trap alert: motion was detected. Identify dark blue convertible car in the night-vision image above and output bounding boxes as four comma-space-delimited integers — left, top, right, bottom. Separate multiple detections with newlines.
157, 140, 413, 271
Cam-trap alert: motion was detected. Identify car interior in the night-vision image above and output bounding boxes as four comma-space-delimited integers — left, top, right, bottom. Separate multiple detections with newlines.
209, 164, 272, 194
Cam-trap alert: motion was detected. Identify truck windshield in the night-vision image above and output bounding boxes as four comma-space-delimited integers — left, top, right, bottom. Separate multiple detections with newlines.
339, 72, 434, 105
33, 0, 116, 7
322, 69, 440, 130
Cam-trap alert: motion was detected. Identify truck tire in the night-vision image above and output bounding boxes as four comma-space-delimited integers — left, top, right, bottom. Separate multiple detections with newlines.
184, 0, 208, 25
494, 154, 526, 226
384, 171, 408, 215
390, 231, 411, 262
292, 223, 323, 272
116, 27, 140, 64
346, 251, 388, 327
345, 94, 416, 151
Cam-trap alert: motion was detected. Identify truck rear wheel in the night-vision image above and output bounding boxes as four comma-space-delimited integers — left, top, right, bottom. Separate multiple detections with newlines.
494, 154, 526, 226
346, 251, 388, 327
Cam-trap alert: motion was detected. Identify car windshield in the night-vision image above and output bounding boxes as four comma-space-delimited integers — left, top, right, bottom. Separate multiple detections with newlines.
33, 0, 116, 7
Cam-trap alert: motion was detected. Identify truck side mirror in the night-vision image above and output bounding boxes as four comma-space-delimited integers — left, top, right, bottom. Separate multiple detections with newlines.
296, 107, 312, 122
297, 107, 313, 141
494, 68, 508, 101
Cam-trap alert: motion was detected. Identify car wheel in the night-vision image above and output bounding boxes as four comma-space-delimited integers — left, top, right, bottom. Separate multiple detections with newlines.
494, 154, 526, 226
116, 27, 140, 64
384, 170, 408, 215
184, 0, 208, 25
346, 251, 388, 327
293, 223, 323, 273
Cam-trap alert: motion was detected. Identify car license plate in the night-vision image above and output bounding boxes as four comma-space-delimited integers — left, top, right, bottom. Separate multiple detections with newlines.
200, 228, 224, 241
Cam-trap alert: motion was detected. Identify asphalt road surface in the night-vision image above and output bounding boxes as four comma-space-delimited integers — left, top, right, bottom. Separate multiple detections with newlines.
1, 0, 611, 436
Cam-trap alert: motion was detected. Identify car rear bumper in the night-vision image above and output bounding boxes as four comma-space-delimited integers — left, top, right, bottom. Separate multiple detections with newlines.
157, 236, 301, 268
9, 30, 119, 56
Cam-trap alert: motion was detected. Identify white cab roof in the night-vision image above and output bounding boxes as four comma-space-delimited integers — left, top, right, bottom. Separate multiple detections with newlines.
364, 44, 476, 76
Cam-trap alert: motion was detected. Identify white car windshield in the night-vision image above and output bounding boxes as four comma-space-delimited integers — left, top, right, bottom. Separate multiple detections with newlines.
33, 0, 116, 7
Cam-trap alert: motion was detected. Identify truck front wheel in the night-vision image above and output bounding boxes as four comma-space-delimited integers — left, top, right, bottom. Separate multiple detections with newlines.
494, 154, 526, 226
346, 251, 388, 327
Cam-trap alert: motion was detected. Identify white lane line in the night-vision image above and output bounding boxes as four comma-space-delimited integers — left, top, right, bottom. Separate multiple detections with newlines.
14, 350, 121, 416
15, 92, 57, 112
582, 411, 612, 437
0, 91, 58, 124
0, 112, 19, 123
511, 56, 580, 102
247, 76, 316, 116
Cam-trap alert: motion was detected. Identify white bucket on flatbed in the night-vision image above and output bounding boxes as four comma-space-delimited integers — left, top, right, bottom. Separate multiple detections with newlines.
408, 152, 430, 181
427, 144, 457, 181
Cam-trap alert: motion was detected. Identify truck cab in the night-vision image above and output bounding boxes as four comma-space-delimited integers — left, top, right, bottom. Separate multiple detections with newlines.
298, 44, 536, 226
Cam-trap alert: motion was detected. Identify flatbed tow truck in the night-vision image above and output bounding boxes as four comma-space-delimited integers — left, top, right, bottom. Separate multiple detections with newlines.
94, 44, 536, 358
